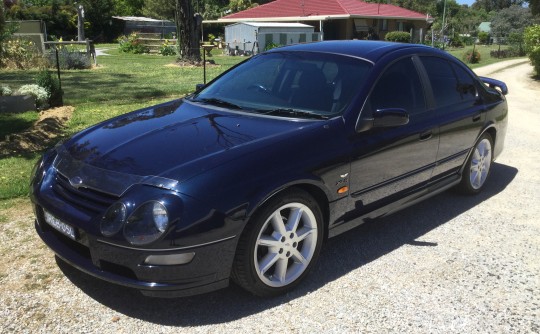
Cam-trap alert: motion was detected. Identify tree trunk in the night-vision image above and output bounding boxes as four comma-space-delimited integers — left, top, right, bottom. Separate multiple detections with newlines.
175, 0, 201, 63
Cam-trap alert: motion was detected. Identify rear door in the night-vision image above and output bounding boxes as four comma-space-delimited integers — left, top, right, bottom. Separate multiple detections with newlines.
418, 56, 485, 180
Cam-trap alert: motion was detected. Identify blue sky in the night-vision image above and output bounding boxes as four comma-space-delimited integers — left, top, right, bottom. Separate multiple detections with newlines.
456, 0, 476, 5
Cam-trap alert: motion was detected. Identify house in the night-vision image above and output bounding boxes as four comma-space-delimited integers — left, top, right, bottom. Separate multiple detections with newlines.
215, 0, 430, 42
225, 22, 319, 55
477, 22, 497, 44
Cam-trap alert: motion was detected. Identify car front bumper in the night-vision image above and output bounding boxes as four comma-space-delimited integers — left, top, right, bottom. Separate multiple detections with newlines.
34, 207, 237, 297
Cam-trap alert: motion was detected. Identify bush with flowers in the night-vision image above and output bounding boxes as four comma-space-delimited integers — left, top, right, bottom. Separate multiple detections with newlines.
118, 32, 149, 54
159, 39, 177, 56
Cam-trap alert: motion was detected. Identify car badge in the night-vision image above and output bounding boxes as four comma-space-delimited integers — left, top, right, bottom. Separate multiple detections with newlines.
69, 176, 84, 189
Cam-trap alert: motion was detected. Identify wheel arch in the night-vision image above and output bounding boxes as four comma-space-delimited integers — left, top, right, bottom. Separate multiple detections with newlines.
459, 124, 497, 175
247, 182, 332, 241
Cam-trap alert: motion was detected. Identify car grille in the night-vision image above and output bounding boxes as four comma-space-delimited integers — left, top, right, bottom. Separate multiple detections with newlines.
52, 173, 119, 214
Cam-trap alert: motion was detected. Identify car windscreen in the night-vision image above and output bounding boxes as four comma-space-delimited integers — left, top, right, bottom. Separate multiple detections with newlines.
190, 51, 372, 119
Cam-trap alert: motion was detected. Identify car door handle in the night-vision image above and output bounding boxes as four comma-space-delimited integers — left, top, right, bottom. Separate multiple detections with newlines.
472, 113, 481, 122
419, 130, 432, 141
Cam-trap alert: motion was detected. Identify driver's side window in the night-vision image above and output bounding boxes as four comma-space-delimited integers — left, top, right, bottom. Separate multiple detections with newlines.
369, 58, 426, 115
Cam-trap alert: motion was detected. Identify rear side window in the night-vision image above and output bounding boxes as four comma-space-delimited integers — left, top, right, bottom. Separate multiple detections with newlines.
369, 57, 426, 115
452, 63, 478, 103
420, 57, 472, 108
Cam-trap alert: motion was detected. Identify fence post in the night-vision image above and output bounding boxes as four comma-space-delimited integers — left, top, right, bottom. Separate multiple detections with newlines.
55, 47, 64, 106
203, 46, 206, 84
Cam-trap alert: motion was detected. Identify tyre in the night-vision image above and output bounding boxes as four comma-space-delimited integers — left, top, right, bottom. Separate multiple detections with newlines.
457, 133, 493, 194
232, 189, 324, 297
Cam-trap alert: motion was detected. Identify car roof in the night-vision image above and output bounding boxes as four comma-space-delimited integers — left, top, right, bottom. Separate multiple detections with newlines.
267, 40, 444, 63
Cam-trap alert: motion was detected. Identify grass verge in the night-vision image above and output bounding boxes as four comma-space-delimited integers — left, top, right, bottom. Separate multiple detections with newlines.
446, 44, 523, 69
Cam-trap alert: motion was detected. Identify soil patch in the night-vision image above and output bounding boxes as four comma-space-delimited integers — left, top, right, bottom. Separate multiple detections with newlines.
0, 106, 73, 157
167, 59, 218, 68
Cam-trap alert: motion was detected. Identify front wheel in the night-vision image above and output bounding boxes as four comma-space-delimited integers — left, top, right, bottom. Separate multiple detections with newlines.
457, 133, 493, 194
232, 189, 324, 297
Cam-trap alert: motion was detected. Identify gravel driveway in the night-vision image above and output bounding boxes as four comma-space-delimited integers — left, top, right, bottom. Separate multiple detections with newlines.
1, 59, 539, 333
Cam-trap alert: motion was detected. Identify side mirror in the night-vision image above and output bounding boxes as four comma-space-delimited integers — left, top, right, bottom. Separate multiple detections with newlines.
356, 108, 409, 133
479, 76, 508, 95
195, 83, 206, 91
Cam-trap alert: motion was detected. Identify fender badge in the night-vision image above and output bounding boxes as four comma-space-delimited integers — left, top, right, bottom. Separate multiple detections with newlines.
340, 173, 349, 178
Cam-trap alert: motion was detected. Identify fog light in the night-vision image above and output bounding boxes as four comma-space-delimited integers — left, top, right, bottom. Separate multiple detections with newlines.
143, 252, 195, 266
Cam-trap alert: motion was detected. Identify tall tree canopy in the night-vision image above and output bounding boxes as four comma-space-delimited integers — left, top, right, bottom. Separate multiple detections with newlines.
472, 0, 525, 12
531, 0, 540, 16
490, 5, 533, 37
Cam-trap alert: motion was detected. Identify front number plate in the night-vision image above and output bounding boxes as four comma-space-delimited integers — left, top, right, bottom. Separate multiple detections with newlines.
43, 211, 77, 240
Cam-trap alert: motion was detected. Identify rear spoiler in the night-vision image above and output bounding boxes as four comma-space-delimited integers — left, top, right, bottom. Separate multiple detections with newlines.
479, 76, 508, 95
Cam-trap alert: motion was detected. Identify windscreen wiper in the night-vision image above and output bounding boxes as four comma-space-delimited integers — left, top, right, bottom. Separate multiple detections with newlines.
192, 97, 243, 110
261, 108, 329, 120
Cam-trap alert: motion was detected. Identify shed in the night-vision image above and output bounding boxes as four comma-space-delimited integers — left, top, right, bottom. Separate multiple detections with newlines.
7, 20, 46, 53
224, 22, 319, 55
112, 16, 176, 39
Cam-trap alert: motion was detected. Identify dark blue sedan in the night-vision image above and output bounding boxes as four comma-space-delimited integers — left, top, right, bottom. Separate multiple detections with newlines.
30, 41, 508, 297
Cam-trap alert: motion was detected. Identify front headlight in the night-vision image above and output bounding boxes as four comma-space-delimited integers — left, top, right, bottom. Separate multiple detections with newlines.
30, 157, 44, 186
124, 201, 170, 245
100, 202, 127, 237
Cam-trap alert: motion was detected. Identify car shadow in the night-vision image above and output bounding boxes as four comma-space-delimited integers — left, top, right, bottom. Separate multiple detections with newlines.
57, 162, 517, 326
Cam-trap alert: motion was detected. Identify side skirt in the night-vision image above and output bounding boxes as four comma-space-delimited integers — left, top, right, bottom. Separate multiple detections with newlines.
328, 174, 461, 238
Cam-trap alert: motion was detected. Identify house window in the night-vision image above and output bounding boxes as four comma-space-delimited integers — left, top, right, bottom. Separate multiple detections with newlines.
354, 19, 369, 32
397, 21, 404, 31
379, 19, 388, 31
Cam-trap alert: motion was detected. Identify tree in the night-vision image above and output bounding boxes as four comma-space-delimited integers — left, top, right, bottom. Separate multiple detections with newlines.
229, 0, 257, 12
142, 0, 175, 19
531, 0, 540, 16
114, 0, 144, 16
472, 0, 525, 12
524, 24, 540, 75
77, 0, 116, 40
175, 0, 201, 62
490, 5, 533, 38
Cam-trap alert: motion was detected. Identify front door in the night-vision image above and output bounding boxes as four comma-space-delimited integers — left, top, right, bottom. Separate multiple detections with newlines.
348, 56, 439, 211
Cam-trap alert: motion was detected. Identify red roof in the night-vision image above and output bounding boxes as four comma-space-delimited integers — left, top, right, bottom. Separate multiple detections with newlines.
221, 0, 426, 21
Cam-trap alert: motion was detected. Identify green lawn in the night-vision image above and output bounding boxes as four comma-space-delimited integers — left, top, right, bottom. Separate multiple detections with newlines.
0, 111, 39, 141
445, 44, 523, 69
0, 46, 244, 199
0, 43, 524, 200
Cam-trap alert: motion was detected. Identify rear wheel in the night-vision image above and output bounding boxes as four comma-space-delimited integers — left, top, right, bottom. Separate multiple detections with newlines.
232, 189, 324, 296
458, 133, 493, 194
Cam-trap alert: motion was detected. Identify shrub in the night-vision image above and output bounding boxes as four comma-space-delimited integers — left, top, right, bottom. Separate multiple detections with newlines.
264, 42, 282, 51
118, 32, 149, 54
159, 40, 177, 56
3, 38, 40, 69
524, 25, 540, 76
478, 31, 490, 45
463, 49, 481, 64
449, 35, 465, 48
16, 84, 49, 108
385, 31, 411, 43
35, 70, 63, 107
1, 85, 12, 96
58, 48, 91, 69
46, 48, 91, 70
490, 49, 524, 58
462, 36, 475, 46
